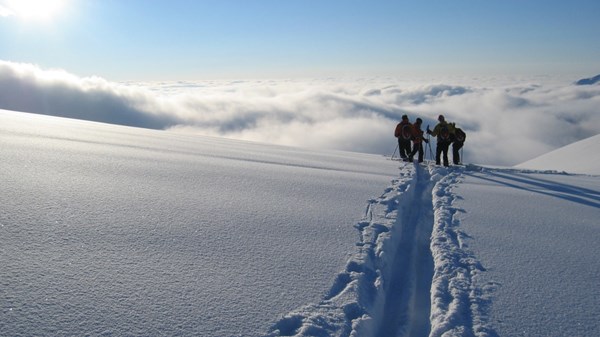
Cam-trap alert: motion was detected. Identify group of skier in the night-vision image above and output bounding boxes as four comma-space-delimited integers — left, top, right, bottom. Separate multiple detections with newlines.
394, 114, 466, 166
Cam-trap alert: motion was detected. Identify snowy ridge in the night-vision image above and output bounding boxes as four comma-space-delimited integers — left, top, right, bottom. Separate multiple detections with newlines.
515, 133, 600, 175
267, 163, 496, 337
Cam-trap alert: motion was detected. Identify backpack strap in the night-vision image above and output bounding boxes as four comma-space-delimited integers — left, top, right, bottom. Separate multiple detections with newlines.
401, 124, 412, 140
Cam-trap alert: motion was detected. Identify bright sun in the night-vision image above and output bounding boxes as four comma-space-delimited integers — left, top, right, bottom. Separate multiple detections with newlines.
3, 0, 67, 21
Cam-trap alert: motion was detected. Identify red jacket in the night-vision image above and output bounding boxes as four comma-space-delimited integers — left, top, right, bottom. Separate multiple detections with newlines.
394, 121, 412, 140
411, 123, 425, 144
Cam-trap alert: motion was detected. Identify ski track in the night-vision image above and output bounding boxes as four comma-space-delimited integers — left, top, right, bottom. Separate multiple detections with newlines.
428, 165, 498, 337
267, 163, 497, 337
372, 162, 434, 337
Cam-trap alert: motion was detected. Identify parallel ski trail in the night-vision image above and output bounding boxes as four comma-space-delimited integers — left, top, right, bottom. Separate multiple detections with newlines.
267, 163, 495, 337
375, 163, 434, 337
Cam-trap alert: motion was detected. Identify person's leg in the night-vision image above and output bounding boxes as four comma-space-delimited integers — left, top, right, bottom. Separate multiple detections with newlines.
442, 142, 450, 166
398, 139, 406, 159
408, 142, 418, 161
453, 142, 464, 164
452, 142, 460, 164
400, 140, 408, 159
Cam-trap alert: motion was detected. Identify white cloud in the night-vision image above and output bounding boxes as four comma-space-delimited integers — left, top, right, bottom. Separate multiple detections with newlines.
1, 60, 599, 166
0, 61, 182, 129
0, 4, 14, 16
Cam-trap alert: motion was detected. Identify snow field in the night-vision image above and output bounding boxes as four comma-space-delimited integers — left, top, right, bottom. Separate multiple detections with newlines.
454, 167, 600, 337
0, 109, 400, 337
516, 133, 600, 175
3, 109, 599, 336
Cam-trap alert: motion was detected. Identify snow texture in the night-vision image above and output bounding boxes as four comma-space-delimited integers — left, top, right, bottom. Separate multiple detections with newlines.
516, 133, 600, 175
455, 167, 600, 337
267, 164, 503, 337
2, 109, 599, 337
0, 109, 398, 336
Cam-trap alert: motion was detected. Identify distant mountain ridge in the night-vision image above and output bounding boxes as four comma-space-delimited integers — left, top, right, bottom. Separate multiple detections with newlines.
575, 74, 600, 85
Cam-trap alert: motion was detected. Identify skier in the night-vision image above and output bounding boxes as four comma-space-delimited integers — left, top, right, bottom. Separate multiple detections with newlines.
452, 124, 466, 165
394, 115, 413, 161
426, 114, 455, 166
408, 118, 428, 163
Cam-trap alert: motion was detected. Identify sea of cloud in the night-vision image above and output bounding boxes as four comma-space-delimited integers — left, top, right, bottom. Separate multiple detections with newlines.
1, 60, 598, 166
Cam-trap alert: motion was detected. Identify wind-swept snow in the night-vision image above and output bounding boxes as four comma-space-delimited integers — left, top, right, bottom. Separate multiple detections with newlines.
0, 109, 399, 337
455, 167, 600, 337
516, 133, 600, 175
2, 108, 599, 337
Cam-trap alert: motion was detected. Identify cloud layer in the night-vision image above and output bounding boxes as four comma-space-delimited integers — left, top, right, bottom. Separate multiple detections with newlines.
1, 60, 599, 166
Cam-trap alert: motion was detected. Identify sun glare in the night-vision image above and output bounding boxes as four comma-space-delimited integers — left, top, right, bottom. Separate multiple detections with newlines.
3, 0, 67, 21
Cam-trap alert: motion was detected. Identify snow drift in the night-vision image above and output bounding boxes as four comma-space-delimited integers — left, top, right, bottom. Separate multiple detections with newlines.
516, 133, 600, 175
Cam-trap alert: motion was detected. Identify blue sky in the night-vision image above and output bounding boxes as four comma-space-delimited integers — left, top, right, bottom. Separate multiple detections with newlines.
1, 0, 599, 80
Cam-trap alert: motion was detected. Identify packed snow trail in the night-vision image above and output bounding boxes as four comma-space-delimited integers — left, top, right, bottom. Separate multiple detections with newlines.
267, 162, 495, 337
372, 163, 434, 337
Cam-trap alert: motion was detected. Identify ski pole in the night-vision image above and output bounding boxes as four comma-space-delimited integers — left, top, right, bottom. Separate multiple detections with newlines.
391, 144, 399, 160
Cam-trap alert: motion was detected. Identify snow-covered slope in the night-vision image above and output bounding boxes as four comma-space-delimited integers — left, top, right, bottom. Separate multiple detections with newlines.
454, 168, 600, 337
268, 164, 600, 337
2, 109, 599, 337
515, 133, 600, 175
0, 109, 398, 336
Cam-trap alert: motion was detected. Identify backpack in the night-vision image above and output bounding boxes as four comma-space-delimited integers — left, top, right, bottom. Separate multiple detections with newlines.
455, 128, 466, 142
400, 124, 412, 141
439, 124, 451, 141
395, 122, 412, 140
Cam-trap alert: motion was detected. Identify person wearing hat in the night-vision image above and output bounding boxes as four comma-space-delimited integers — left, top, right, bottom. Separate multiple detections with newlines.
408, 117, 428, 163
426, 114, 455, 166
394, 114, 413, 161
